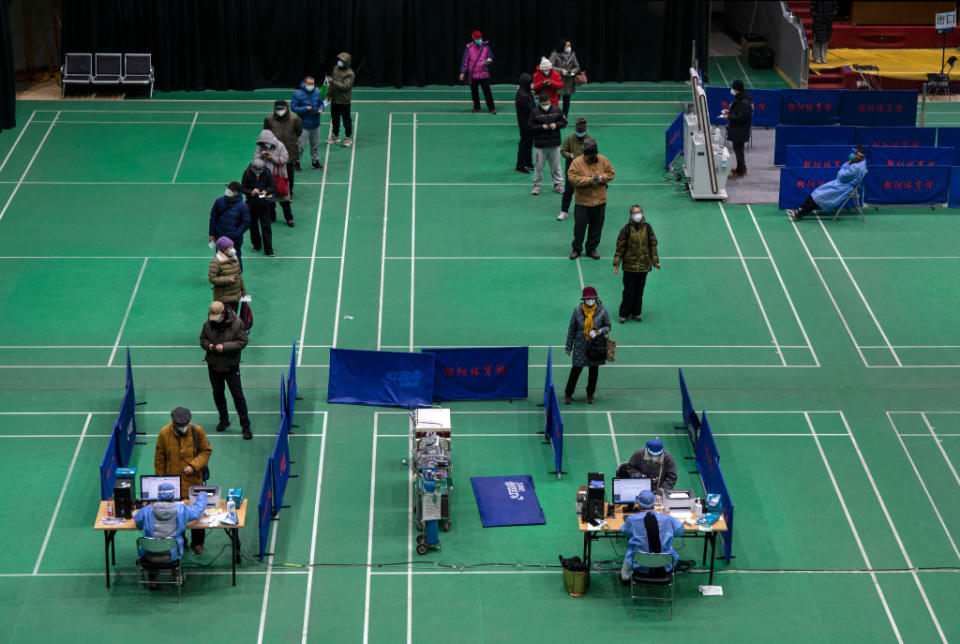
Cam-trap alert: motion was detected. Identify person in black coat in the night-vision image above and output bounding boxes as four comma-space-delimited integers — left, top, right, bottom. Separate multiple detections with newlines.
721, 80, 752, 179
811, 1, 839, 63
514, 72, 536, 173
240, 158, 277, 257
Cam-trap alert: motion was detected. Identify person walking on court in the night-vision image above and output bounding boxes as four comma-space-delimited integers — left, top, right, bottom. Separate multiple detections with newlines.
264, 100, 302, 199
209, 236, 246, 312
208, 181, 250, 269
549, 39, 581, 117
613, 205, 659, 323
153, 406, 212, 555
291, 75, 324, 171
533, 57, 563, 107
327, 52, 355, 146
255, 129, 294, 227
200, 301, 252, 440
528, 92, 567, 196
810, 1, 839, 63
721, 80, 752, 179
557, 117, 594, 221
514, 72, 536, 174
564, 286, 611, 404
567, 139, 614, 259
240, 158, 276, 256
459, 30, 496, 114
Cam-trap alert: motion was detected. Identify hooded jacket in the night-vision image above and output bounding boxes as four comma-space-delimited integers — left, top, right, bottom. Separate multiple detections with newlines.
263, 109, 303, 163
255, 129, 289, 180
199, 307, 248, 372
329, 52, 355, 104
514, 73, 535, 131
134, 492, 207, 562
240, 163, 276, 202
291, 81, 324, 129
460, 41, 493, 80
208, 193, 250, 243
209, 250, 246, 303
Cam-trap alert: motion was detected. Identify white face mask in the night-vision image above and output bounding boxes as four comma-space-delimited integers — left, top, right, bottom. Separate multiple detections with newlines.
337, 60, 344, 68
583, 298, 596, 307
564, 47, 571, 54
275, 109, 286, 117
228, 248, 237, 257
631, 212, 644, 223
540, 103, 550, 111
730, 88, 737, 97
224, 188, 235, 197
175, 424, 189, 435
305, 84, 315, 92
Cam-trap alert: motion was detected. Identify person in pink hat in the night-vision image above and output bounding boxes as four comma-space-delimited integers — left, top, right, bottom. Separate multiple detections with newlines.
459, 30, 496, 113
564, 286, 611, 404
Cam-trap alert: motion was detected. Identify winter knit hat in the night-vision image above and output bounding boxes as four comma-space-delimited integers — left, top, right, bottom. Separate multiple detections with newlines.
471, 30, 483, 40
583, 139, 598, 155
539, 57, 552, 72
575, 117, 587, 133
581, 286, 598, 300
170, 407, 192, 425
216, 236, 234, 251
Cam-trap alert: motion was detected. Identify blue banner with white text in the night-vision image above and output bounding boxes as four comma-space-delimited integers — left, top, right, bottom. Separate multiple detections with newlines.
840, 90, 917, 126
328, 349, 435, 408
422, 347, 528, 401
863, 166, 949, 204
665, 112, 683, 169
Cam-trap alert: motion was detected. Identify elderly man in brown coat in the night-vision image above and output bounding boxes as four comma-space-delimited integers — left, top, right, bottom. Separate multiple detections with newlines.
567, 139, 614, 260
155, 406, 212, 554
200, 301, 252, 440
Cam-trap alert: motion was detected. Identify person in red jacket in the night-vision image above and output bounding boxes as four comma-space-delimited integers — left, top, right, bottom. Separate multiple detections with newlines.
533, 58, 563, 107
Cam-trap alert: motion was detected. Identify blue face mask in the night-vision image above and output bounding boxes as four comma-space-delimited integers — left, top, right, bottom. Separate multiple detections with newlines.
849, 153, 857, 161
576, 131, 586, 138
475, 39, 483, 45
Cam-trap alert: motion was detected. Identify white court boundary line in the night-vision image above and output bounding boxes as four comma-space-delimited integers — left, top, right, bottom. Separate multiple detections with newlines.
331, 113, 361, 349
409, 113, 417, 352
301, 413, 329, 644
718, 202, 785, 365
886, 413, 960, 561
256, 507, 282, 644
606, 411, 620, 466
362, 415, 380, 644
804, 413, 903, 643
0, 111, 59, 227
839, 411, 946, 642
297, 120, 335, 365
376, 113, 393, 351
107, 257, 148, 366
0, 110, 35, 174
921, 412, 960, 490
32, 413, 91, 575
170, 111, 198, 183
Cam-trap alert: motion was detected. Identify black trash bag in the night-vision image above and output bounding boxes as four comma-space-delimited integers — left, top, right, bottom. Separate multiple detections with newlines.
559, 554, 587, 572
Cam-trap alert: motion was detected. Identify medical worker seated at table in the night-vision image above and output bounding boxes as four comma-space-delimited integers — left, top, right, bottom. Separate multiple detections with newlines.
786, 145, 867, 221
134, 483, 207, 587
616, 438, 678, 490
620, 489, 686, 584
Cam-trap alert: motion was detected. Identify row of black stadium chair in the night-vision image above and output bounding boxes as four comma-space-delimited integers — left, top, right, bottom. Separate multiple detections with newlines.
61, 53, 155, 98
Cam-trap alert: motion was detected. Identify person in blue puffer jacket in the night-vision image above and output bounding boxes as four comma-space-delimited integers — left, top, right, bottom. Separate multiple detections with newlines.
208, 181, 251, 269
291, 76, 324, 171
134, 483, 207, 587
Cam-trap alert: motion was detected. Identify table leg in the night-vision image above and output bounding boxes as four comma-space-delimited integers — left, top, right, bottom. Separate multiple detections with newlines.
708, 533, 717, 586
103, 532, 115, 588
582, 532, 589, 567
230, 529, 237, 586
701, 534, 708, 566
110, 531, 116, 565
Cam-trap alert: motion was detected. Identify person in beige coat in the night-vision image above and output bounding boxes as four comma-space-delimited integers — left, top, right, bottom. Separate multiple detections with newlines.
209, 236, 246, 312
567, 139, 614, 260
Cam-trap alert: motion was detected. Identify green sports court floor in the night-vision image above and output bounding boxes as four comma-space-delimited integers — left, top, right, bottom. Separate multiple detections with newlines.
2, 56, 960, 642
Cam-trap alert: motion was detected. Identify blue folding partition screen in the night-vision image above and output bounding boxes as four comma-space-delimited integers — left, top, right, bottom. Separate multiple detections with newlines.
784, 145, 853, 169
839, 90, 917, 126
544, 384, 564, 478
695, 412, 734, 562
665, 112, 683, 169
937, 127, 960, 165
779, 89, 841, 124
864, 166, 950, 204
99, 429, 120, 501
855, 126, 935, 149
869, 146, 952, 167
422, 347, 528, 401
778, 167, 846, 210
775, 126, 857, 165
677, 368, 699, 449
327, 348, 435, 408
704, 86, 782, 127
258, 457, 273, 558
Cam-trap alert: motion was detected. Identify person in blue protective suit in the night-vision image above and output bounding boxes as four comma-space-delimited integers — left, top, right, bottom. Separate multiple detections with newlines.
787, 146, 867, 221
619, 489, 686, 584
134, 483, 207, 586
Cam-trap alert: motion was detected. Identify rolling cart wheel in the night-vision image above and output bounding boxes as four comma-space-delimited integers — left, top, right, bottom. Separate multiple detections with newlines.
416, 544, 429, 555
442, 520, 452, 531
416, 534, 426, 545
415, 520, 424, 531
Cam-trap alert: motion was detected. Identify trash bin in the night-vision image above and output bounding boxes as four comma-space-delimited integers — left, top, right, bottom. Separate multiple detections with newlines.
559, 555, 589, 597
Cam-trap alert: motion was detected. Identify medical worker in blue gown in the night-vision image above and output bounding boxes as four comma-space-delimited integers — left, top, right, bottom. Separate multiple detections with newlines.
787, 145, 867, 221
619, 489, 686, 584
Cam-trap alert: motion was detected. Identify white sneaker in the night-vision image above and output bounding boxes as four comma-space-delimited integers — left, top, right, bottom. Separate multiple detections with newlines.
552, 184, 564, 194
531, 185, 540, 195
557, 211, 568, 221
342, 137, 352, 147
326, 135, 339, 144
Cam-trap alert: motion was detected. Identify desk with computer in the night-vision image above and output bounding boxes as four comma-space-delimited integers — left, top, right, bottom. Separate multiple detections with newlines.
577, 474, 727, 585
94, 474, 246, 588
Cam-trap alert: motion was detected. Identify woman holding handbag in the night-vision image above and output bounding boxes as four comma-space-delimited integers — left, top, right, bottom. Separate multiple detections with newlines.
564, 286, 611, 404
549, 38, 581, 117
254, 129, 293, 228
459, 30, 496, 114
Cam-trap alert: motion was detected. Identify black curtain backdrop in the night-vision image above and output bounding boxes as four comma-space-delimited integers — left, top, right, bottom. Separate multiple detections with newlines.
61, 0, 708, 92
0, 0, 16, 130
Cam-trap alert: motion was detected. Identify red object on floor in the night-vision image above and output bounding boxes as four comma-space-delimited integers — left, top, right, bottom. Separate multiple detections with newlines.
786, 1, 960, 49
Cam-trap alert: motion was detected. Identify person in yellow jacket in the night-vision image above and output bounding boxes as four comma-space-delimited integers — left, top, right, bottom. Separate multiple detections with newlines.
154, 407, 212, 555
567, 139, 614, 260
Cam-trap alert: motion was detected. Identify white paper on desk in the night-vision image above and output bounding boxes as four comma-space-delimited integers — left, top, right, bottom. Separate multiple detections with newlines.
584, 521, 608, 531
699, 585, 723, 596
670, 512, 692, 523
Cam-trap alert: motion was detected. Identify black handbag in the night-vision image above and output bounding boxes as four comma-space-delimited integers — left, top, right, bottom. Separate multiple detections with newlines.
586, 334, 608, 361
191, 425, 211, 482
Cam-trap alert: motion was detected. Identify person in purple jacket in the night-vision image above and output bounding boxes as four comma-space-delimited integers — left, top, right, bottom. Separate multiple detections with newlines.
459, 30, 496, 114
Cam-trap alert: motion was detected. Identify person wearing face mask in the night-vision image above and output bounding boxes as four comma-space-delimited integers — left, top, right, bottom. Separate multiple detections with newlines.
326, 52, 355, 146
514, 72, 536, 174
564, 286, 611, 404
533, 57, 563, 107
719, 79, 752, 179
208, 181, 250, 270
787, 146, 867, 221
557, 117, 594, 220
549, 38, 581, 117
613, 205, 660, 323
241, 158, 276, 257
200, 301, 252, 440
264, 100, 302, 203
209, 236, 246, 312
617, 439, 678, 491
528, 92, 567, 196
567, 139, 614, 260
291, 75, 325, 171
153, 407, 212, 555
255, 129, 294, 227
459, 31, 496, 114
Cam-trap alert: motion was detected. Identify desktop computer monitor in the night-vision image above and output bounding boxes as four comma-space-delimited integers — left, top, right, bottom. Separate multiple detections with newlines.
612, 477, 652, 504
140, 475, 182, 500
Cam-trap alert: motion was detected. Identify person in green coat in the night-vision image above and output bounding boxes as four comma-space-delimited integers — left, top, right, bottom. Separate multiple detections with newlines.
208, 237, 246, 312
612, 205, 659, 323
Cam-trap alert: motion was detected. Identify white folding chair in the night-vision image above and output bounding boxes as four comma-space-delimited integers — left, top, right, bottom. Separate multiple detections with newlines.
829, 175, 866, 222
60, 53, 92, 97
